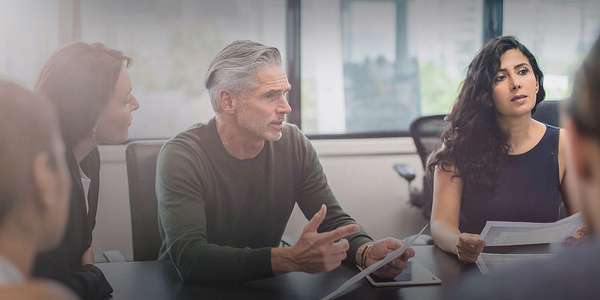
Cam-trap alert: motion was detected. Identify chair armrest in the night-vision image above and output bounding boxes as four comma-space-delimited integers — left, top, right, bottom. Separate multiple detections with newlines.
393, 163, 416, 183
102, 250, 127, 263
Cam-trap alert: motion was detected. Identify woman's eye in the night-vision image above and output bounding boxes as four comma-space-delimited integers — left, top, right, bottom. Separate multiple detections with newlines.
494, 75, 506, 82
518, 68, 530, 75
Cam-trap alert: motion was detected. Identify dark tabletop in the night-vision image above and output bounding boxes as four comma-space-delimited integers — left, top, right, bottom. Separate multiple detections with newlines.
97, 244, 561, 300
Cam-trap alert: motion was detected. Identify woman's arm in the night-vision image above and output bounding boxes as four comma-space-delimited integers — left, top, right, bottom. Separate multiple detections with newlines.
430, 166, 463, 254
431, 165, 485, 263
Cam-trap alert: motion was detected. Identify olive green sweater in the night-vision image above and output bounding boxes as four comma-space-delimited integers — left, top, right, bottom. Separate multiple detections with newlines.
156, 118, 372, 283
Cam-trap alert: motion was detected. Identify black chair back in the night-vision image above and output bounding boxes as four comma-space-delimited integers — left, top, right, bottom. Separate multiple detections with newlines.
409, 114, 448, 169
533, 100, 561, 127
126, 140, 166, 261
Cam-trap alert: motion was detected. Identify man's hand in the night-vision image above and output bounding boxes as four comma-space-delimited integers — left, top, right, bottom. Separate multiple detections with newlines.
362, 238, 415, 279
455, 233, 485, 263
272, 205, 359, 274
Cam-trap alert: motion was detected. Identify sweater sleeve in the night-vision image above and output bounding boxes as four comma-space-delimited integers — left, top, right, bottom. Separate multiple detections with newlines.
156, 141, 273, 283
293, 129, 373, 265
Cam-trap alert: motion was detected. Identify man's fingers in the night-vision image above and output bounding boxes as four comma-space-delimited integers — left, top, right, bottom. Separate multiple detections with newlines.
387, 257, 408, 270
303, 205, 326, 233
400, 247, 415, 260
318, 224, 360, 244
331, 251, 347, 262
383, 238, 403, 250
373, 264, 405, 279
384, 240, 415, 260
331, 238, 350, 254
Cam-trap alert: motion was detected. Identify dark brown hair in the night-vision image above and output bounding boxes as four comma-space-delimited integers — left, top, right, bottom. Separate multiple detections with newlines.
35, 42, 130, 147
0, 80, 61, 222
428, 36, 545, 189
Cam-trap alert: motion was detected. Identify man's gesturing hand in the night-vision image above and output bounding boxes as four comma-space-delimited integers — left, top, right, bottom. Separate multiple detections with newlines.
272, 205, 359, 274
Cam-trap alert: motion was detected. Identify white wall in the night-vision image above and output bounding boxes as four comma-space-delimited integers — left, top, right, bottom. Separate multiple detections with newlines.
93, 138, 427, 260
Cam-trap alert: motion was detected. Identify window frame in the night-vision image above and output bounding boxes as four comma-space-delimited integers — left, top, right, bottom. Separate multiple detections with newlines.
68, 0, 503, 141
288, 0, 504, 139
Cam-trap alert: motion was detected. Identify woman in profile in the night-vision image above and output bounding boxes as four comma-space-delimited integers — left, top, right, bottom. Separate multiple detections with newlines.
429, 36, 574, 263
33, 42, 139, 299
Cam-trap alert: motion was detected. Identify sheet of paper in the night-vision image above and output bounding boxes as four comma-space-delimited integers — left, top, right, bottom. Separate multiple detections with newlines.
321, 224, 429, 300
476, 253, 554, 274
480, 213, 583, 246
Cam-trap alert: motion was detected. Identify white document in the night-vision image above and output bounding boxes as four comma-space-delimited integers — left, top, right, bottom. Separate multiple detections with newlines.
321, 224, 429, 300
476, 253, 554, 274
480, 213, 583, 246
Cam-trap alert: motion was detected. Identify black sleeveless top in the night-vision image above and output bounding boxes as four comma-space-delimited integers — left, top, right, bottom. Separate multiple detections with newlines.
459, 125, 563, 234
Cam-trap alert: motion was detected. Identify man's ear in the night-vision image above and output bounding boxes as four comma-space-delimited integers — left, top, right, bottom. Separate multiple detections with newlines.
566, 119, 594, 180
219, 90, 237, 113
32, 152, 54, 211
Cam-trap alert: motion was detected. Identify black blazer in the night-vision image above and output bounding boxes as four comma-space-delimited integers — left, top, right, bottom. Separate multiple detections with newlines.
33, 147, 112, 299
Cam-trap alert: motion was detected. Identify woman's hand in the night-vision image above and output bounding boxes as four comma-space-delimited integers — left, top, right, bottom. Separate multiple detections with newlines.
563, 225, 591, 247
455, 233, 485, 263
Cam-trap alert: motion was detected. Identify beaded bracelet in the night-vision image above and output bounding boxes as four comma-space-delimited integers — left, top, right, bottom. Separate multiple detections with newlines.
360, 244, 372, 268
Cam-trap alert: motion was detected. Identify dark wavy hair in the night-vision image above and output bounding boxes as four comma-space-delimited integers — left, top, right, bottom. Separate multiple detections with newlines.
428, 36, 545, 189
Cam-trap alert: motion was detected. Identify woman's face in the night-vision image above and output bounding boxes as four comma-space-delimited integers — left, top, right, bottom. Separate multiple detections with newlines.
492, 49, 539, 118
95, 66, 139, 144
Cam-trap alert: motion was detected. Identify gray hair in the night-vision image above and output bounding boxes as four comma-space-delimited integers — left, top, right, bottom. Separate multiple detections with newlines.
205, 40, 282, 112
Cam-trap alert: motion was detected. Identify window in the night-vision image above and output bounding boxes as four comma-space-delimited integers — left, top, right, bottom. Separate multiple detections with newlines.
300, 0, 483, 135
80, 0, 287, 139
504, 0, 600, 100
0, 1, 60, 87
5, 1, 596, 139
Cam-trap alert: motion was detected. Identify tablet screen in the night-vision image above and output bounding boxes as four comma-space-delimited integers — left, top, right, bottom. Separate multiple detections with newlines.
362, 260, 442, 287
369, 261, 413, 282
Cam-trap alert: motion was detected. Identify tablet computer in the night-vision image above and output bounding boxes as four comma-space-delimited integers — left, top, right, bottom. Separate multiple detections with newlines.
359, 261, 442, 287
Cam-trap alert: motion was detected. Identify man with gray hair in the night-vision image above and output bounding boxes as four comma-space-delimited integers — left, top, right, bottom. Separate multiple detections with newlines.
156, 40, 414, 283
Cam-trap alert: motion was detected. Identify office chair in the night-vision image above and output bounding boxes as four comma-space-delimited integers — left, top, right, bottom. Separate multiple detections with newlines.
533, 100, 566, 218
393, 115, 447, 245
394, 115, 447, 219
126, 140, 166, 261
533, 100, 561, 127
125, 140, 294, 261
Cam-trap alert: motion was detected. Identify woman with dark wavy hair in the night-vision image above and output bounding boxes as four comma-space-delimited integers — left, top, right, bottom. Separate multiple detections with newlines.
429, 36, 575, 263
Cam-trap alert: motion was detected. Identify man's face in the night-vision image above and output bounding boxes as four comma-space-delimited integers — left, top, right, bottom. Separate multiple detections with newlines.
233, 64, 292, 142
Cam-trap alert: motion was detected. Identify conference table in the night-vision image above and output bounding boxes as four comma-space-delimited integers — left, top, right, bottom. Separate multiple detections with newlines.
97, 244, 557, 300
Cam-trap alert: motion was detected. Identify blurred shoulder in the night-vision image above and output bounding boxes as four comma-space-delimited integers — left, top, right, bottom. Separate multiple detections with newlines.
0, 280, 79, 300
